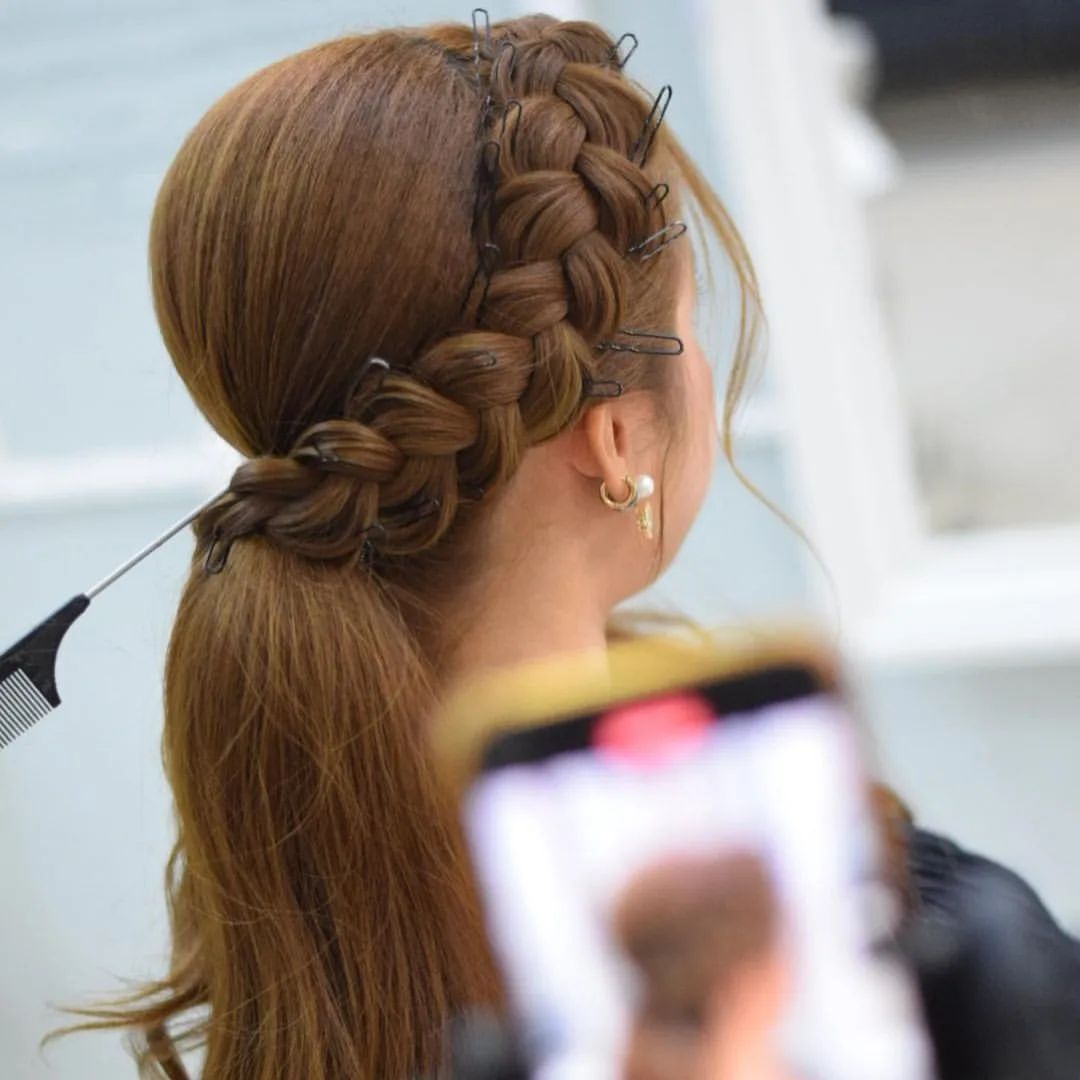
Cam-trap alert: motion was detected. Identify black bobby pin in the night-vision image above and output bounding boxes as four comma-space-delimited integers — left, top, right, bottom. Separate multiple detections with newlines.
610, 32, 638, 70
644, 182, 670, 211
628, 220, 687, 261
344, 355, 391, 408
204, 531, 233, 575
313, 439, 342, 465
473, 140, 501, 226
295, 439, 338, 469
360, 356, 392, 381
492, 38, 516, 85
631, 84, 672, 167
295, 431, 356, 470
463, 241, 500, 315
475, 102, 518, 218
393, 495, 442, 529
583, 376, 625, 399
359, 520, 387, 567
480, 138, 501, 181
595, 328, 685, 356
478, 92, 496, 135
480, 237, 501, 278
500, 98, 523, 152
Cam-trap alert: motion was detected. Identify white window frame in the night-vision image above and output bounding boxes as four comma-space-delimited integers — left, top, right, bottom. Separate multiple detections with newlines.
691, 0, 1080, 668
0, 434, 236, 517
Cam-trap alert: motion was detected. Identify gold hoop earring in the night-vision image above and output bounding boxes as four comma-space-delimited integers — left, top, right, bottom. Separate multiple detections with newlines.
599, 473, 655, 512
599, 474, 638, 511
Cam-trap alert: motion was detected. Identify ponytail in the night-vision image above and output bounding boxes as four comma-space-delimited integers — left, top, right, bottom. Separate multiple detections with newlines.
47, 539, 498, 1078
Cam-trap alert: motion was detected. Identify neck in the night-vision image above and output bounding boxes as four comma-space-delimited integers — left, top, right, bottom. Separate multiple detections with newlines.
443, 551, 612, 692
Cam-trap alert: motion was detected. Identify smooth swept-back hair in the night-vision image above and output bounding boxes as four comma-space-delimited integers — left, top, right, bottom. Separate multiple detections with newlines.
49, 15, 761, 1079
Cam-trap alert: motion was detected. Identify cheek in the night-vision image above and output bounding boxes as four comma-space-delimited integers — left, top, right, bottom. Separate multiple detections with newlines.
661, 347, 717, 555
691, 348, 718, 474
682, 346, 717, 502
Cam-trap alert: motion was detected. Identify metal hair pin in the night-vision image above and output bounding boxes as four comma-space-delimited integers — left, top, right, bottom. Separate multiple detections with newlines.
471, 8, 492, 76
491, 38, 517, 93
583, 376, 625, 399
359, 520, 387, 567
472, 9, 494, 130
631, 84, 672, 167
500, 98, 522, 151
628, 220, 687, 260
343, 355, 391, 414
390, 494, 443, 530
474, 101, 519, 223
462, 240, 501, 315
204, 530, 233, 575
610, 32, 638, 70
472, 142, 501, 237
360, 355, 392, 381
644, 181, 670, 211
480, 137, 501, 183
311, 439, 342, 466
595, 328, 685, 356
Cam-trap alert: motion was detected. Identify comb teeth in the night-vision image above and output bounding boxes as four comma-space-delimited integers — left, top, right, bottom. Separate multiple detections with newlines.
0, 667, 53, 749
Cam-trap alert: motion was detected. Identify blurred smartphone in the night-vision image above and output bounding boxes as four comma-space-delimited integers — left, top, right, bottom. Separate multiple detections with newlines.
441, 635, 933, 1080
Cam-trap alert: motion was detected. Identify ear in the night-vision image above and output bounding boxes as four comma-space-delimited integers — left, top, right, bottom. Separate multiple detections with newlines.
569, 398, 640, 496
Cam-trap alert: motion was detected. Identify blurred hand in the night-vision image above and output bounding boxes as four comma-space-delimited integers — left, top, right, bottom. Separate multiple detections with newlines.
612, 851, 793, 1080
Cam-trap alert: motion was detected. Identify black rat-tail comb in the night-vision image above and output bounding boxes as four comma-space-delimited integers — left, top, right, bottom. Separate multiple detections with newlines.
0, 493, 222, 750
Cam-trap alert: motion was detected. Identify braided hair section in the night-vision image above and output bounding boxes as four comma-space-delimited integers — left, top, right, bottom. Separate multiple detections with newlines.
198, 18, 682, 571
197, 331, 533, 563
469, 19, 676, 435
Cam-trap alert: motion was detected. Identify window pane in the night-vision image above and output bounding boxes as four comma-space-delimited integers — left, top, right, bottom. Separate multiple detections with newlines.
866, 75, 1080, 532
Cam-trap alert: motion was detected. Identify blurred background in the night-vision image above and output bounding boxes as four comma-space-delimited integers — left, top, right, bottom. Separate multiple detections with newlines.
1, 1, 1078, 1075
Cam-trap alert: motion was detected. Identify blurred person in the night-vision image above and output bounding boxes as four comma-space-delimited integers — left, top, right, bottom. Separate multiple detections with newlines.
614, 851, 791, 1080
32, 11, 1080, 1080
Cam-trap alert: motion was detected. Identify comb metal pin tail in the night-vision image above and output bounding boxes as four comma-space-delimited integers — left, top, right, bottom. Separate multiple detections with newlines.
0, 491, 223, 750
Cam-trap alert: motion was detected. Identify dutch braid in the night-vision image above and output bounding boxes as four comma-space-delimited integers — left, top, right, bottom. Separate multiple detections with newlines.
197, 17, 679, 570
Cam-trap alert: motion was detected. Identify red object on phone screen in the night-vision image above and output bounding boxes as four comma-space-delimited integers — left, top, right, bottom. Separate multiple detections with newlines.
594, 693, 714, 768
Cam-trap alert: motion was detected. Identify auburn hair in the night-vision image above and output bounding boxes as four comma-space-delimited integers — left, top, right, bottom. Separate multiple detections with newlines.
45, 15, 763, 1078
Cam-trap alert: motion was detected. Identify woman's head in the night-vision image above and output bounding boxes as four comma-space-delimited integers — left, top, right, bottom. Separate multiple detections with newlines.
57, 16, 759, 1079
154, 17, 750, 632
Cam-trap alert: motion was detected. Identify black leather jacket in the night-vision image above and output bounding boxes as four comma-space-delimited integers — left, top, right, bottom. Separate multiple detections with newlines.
908, 828, 1080, 1080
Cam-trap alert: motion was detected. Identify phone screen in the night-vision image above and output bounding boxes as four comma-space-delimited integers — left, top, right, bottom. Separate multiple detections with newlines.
461, 662, 932, 1080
